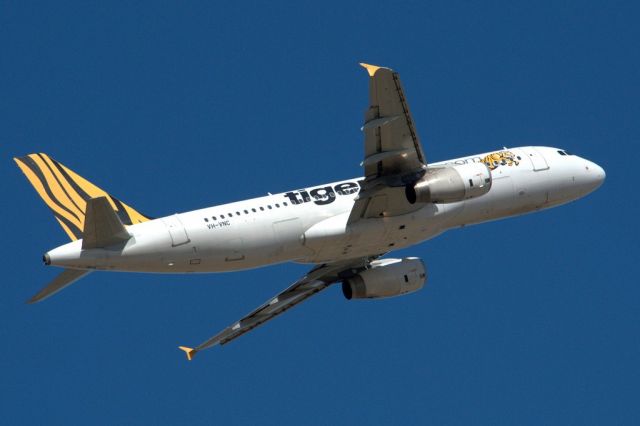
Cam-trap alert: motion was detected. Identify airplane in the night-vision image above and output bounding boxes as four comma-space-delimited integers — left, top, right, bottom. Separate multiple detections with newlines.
14, 63, 605, 361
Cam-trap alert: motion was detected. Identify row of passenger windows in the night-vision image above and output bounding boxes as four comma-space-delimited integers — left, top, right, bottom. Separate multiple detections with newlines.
203, 201, 290, 222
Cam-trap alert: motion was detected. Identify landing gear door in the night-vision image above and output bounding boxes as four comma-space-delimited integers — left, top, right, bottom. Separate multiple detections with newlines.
163, 214, 191, 247
522, 147, 549, 171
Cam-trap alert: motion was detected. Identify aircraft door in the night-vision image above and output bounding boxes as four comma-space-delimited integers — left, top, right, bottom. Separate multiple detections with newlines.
163, 214, 191, 247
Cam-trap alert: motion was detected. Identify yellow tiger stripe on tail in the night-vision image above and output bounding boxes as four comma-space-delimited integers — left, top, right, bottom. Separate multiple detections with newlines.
14, 157, 84, 239
29, 154, 85, 225
40, 154, 89, 217
14, 153, 152, 241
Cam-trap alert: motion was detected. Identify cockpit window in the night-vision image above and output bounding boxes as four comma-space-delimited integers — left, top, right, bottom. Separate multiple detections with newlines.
557, 150, 566, 156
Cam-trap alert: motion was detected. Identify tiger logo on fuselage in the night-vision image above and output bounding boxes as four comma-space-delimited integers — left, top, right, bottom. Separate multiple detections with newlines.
481, 151, 520, 170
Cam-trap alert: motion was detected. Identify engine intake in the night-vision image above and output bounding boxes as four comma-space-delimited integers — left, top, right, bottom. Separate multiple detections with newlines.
405, 163, 491, 204
342, 258, 427, 300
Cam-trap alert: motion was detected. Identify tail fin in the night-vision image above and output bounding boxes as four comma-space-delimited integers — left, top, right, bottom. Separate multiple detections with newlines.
14, 153, 152, 241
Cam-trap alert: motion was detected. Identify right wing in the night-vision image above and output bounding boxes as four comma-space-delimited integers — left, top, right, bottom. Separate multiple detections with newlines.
350, 64, 428, 221
360, 63, 426, 182
178, 258, 378, 360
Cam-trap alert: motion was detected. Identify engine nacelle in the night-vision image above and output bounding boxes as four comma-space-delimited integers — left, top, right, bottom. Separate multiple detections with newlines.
342, 258, 427, 300
405, 163, 492, 204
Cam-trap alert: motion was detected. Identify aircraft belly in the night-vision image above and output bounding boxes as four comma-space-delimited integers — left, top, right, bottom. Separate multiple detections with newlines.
299, 205, 449, 263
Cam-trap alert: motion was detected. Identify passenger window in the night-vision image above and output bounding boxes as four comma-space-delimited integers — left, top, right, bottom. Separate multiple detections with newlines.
236, 211, 240, 215
212, 216, 217, 221
252, 208, 257, 212
283, 202, 288, 206
204, 218, 209, 222
268, 205, 272, 209
221, 214, 225, 219
228, 213, 233, 217
244, 210, 249, 214
260, 207, 264, 211
275, 204, 280, 208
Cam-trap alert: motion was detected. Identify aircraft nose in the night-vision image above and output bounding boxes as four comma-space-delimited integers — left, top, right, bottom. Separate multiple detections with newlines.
585, 160, 606, 190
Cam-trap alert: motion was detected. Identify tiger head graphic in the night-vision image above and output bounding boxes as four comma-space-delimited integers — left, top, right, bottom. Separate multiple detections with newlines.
481, 151, 520, 170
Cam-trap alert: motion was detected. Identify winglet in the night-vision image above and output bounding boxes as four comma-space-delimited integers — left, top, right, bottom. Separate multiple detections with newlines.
178, 346, 196, 361
359, 63, 383, 77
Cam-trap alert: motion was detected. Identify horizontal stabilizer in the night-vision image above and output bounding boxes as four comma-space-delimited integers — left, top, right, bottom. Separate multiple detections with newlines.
28, 269, 92, 303
82, 196, 131, 249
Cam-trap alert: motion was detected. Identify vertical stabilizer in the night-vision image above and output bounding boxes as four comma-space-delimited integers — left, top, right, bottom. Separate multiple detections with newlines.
14, 153, 151, 241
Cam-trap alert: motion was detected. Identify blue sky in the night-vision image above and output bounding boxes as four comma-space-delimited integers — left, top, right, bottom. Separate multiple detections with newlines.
2, 1, 638, 424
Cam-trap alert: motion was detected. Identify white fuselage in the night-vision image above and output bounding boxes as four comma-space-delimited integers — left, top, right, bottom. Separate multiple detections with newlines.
45, 146, 605, 273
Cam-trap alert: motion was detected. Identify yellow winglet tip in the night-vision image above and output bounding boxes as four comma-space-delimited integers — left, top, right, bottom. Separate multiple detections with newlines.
178, 346, 196, 361
359, 63, 382, 77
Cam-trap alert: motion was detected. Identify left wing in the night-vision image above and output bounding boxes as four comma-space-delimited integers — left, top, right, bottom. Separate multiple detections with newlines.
350, 63, 428, 221
178, 258, 377, 360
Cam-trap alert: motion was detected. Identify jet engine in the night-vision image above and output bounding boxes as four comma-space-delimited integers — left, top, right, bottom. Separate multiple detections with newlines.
405, 163, 492, 204
342, 258, 427, 300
